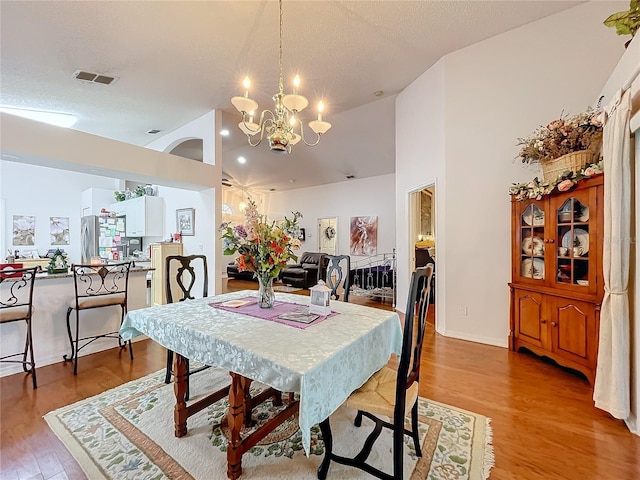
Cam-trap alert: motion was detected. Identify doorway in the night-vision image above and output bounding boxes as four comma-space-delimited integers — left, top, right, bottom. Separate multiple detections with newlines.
317, 217, 337, 255
409, 184, 436, 320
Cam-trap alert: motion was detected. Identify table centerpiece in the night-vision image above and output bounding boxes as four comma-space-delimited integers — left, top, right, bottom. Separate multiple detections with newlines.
220, 200, 302, 308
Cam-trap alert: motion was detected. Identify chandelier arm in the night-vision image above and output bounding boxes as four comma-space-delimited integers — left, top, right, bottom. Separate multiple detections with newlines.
278, 0, 284, 95
298, 122, 322, 147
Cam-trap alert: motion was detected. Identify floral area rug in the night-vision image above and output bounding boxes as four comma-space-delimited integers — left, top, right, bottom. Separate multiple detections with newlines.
44, 368, 494, 480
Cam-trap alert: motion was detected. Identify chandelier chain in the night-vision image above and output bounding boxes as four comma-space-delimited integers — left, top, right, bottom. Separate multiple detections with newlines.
278, 0, 284, 95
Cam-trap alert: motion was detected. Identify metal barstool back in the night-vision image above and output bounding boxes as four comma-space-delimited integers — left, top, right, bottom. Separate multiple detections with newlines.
0, 266, 39, 388
64, 262, 133, 375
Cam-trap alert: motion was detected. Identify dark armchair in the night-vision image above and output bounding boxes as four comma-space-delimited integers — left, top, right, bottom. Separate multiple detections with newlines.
280, 252, 328, 289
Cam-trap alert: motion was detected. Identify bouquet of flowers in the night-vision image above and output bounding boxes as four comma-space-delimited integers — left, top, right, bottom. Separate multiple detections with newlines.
219, 199, 302, 282
516, 107, 603, 165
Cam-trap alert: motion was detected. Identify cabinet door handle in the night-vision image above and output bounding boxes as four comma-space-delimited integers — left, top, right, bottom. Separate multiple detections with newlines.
541, 319, 547, 324
548, 239, 555, 244
551, 321, 557, 327
544, 239, 549, 243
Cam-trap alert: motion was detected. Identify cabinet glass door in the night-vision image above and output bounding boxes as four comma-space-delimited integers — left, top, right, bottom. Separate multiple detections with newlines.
555, 196, 590, 287
519, 203, 545, 281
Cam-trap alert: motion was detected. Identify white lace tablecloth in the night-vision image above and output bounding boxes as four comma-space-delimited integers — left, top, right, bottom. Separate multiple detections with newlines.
120, 290, 402, 455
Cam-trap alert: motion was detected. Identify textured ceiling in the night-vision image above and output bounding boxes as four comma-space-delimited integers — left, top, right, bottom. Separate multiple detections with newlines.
0, 1, 586, 191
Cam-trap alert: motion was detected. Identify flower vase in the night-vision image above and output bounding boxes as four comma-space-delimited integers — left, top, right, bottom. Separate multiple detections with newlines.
257, 274, 275, 308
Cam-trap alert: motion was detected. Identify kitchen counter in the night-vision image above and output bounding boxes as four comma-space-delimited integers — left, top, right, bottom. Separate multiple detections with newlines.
0, 264, 152, 378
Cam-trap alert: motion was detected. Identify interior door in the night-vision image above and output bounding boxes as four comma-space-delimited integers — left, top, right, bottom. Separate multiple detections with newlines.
318, 217, 337, 255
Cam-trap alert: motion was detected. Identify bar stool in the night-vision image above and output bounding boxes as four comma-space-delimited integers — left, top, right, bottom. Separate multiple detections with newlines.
63, 262, 133, 375
163, 254, 210, 400
0, 266, 39, 388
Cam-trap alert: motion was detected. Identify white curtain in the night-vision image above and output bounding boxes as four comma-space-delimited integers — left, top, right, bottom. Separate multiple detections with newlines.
593, 89, 631, 419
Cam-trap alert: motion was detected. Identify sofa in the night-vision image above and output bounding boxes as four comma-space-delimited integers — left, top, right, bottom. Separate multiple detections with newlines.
226, 262, 257, 281
280, 252, 328, 289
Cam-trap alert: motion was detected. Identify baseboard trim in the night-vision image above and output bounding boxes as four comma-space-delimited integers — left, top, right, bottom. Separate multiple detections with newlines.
436, 328, 508, 349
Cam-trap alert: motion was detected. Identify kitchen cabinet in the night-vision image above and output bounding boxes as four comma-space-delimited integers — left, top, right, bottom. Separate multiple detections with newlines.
509, 175, 603, 385
111, 196, 164, 237
81, 188, 115, 216
150, 242, 183, 306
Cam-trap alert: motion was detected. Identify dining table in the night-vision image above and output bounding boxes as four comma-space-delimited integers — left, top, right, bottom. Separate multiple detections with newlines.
119, 290, 402, 479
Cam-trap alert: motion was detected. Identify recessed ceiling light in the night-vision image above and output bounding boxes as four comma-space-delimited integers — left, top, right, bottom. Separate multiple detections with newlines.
289, 179, 296, 183
373, 90, 383, 97
346, 175, 356, 179
220, 129, 230, 137
237, 156, 247, 164
269, 188, 276, 191
1, 106, 77, 128
146, 129, 161, 134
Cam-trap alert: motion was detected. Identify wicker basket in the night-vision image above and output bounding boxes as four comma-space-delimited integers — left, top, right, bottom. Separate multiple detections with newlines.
541, 151, 595, 182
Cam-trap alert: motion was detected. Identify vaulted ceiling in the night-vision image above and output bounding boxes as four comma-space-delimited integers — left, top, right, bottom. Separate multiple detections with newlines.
0, 1, 586, 191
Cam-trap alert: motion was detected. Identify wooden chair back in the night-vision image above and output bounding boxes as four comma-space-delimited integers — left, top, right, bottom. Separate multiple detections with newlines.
165, 255, 208, 303
324, 254, 351, 302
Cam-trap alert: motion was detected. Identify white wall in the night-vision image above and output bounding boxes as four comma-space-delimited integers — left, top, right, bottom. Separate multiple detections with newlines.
0, 161, 118, 262
266, 174, 396, 260
396, 1, 627, 346
395, 58, 446, 318
144, 111, 222, 294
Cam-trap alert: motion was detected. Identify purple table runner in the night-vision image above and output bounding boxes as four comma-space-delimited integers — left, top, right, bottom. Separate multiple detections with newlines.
209, 296, 339, 329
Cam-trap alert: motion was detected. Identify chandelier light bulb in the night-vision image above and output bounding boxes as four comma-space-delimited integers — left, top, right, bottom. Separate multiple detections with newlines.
317, 101, 325, 121
293, 75, 300, 94
243, 76, 251, 97
290, 115, 296, 126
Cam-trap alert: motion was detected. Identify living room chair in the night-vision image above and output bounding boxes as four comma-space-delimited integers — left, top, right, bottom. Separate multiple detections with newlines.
164, 254, 210, 401
317, 264, 434, 480
324, 254, 351, 302
64, 262, 133, 375
0, 266, 39, 388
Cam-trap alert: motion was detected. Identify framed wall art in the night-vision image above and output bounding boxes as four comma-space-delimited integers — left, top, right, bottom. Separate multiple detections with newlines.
350, 216, 378, 256
176, 208, 195, 236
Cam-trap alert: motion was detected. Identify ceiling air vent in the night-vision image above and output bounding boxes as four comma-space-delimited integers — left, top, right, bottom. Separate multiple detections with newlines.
72, 70, 118, 85
146, 129, 161, 135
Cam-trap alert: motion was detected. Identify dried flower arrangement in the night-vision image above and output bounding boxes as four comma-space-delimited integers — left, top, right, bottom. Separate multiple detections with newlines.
516, 108, 603, 166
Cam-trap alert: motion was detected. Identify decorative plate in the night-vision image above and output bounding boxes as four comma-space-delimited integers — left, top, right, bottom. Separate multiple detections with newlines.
522, 258, 544, 279
576, 206, 589, 222
522, 236, 544, 255
522, 209, 544, 226
561, 228, 589, 255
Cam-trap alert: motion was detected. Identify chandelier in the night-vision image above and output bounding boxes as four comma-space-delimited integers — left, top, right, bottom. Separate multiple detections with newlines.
230, 0, 331, 154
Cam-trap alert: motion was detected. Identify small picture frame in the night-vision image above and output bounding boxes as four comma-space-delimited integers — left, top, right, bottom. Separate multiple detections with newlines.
176, 208, 195, 236
298, 228, 306, 241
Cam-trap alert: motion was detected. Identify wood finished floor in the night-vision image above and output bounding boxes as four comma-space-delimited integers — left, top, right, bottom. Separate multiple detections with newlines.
1, 279, 638, 480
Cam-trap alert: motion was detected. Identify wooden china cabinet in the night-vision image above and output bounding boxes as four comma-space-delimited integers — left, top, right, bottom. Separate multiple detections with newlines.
509, 175, 603, 385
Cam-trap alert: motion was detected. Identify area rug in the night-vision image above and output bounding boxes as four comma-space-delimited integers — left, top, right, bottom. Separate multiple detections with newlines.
44, 368, 493, 480
273, 285, 303, 293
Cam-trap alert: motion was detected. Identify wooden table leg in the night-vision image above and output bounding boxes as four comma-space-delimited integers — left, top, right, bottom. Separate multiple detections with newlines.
243, 378, 256, 428
227, 372, 249, 480
173, 353, 188, 437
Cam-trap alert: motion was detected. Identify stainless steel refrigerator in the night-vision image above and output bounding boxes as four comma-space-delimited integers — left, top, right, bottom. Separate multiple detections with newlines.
81, 215, 141, 263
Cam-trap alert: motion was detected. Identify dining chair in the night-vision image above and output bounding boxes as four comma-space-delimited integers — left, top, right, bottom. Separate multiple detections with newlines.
64, 262, 133, 375
323, 254, 351, 302
317, 264, 434, 480
0, 266, 39, 388
163, 254, 210, 401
